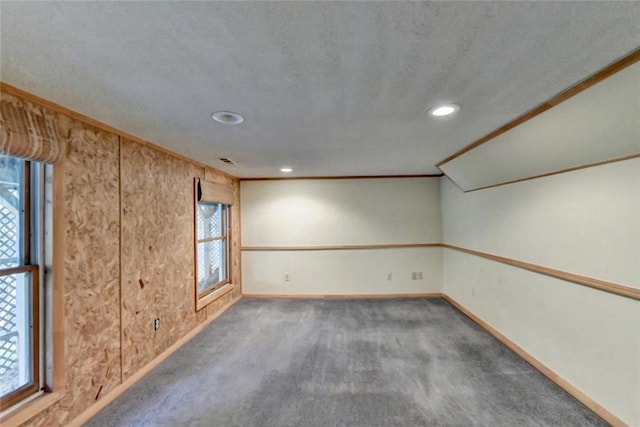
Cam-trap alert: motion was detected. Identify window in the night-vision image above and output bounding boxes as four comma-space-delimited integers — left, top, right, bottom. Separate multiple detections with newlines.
194, 178, 234, 310
0, 156, 41, 410
196, 202, 229, 294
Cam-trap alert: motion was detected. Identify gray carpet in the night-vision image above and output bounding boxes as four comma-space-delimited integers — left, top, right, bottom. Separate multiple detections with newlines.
86, 298, 606, 426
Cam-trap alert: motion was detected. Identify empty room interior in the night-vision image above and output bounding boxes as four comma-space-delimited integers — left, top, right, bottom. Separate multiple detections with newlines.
0, 2, 639, 426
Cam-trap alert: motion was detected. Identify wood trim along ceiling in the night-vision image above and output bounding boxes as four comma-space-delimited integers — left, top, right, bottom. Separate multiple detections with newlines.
0, 82, 237, 182
461, 153, 640, 193
242, 243, 639, 300
436, 49, 640, 167
441, 294, 625, 427
241, 243, 441, 251
242, 292, 443, 299
1, 83, 444, 182
441, 244, 640, 301
240, 174, 443, 181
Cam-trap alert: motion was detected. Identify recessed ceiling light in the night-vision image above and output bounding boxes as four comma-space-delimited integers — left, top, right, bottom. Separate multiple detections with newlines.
429, 104, 460, 117
211, 111, 244, 124
280, 167, 293, 173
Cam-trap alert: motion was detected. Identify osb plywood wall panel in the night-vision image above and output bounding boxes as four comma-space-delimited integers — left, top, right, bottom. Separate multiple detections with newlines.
4, 89, 242, 426
120, 138, 206, 379
61, 123, 121, 420
24, 114, 122, 426
204, 167, 242, 301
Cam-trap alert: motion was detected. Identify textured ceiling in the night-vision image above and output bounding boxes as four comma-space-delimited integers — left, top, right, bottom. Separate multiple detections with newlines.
1, 1, 639, 177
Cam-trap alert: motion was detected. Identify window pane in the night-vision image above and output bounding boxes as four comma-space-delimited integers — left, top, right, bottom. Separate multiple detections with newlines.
0, 156, 24, 269
0, 272, 32, 398
197, 202, 226, 240
197, 239, 227, 293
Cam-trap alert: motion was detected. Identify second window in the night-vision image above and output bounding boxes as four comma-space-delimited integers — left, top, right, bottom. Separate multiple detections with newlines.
196, 202, 229, 296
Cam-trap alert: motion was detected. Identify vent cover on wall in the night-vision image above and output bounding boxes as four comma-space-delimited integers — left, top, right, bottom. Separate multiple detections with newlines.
219, 157, 237, 166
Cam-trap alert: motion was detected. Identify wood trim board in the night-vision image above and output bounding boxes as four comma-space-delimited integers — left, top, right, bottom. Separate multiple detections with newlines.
243, 292, 443, 299
196, 283, 235, 312
436, 49, 640, 167
0, 82, 237, 182
51, 151, 67, 392
459, 153, 640, 193
118, 137, 124, 385
442, 244, 640, 300
0, 392, 63, 426
242, 243, 441, 251
240, 174, 443, 181
1, 84, 445, 182
441, 294, 625, 427
0, 264, 39, 277
242, 243, 638, 300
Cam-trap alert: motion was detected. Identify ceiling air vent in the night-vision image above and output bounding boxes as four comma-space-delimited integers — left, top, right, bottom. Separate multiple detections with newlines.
218, 157, 237, 166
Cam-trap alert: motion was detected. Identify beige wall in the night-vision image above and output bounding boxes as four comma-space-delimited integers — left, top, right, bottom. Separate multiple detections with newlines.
441, 158, 640, 425
241, 178, 442, 295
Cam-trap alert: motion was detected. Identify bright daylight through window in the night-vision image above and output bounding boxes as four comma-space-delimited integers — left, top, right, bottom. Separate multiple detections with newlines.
196, 202, 229, 297
0, 156, 41, 410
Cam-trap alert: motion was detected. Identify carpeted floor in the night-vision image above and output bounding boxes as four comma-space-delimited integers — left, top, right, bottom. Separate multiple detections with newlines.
86, 298, 605, 426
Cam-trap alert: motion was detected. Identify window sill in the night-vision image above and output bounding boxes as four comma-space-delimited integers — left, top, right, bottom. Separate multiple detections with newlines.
196, 283, 235, 311
0, 391, 63, 426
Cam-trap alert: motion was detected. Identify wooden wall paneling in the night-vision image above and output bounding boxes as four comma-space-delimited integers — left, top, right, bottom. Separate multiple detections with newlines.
120, 139, 206, 379
59, 121, 122, 421
67, 294, 241, 427
1, 88, 244, 426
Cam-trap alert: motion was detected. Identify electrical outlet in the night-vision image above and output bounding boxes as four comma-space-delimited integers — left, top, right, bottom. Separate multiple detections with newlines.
417, 272, 423, 280
386, 272, 392, 281
154, 318, 160, 331
471, 287, 475, 297
284, 272, 290, 282
411, 272, 418, 280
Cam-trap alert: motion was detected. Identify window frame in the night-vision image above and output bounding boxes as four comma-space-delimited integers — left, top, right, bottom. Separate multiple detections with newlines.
196, 202, 230, 295
0, 160, 41, 411
193, 179, 234, 311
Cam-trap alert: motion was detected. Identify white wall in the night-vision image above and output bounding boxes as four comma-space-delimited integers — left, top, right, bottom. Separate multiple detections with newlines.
241, 178, 442, 295
441, 158, 640, 425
